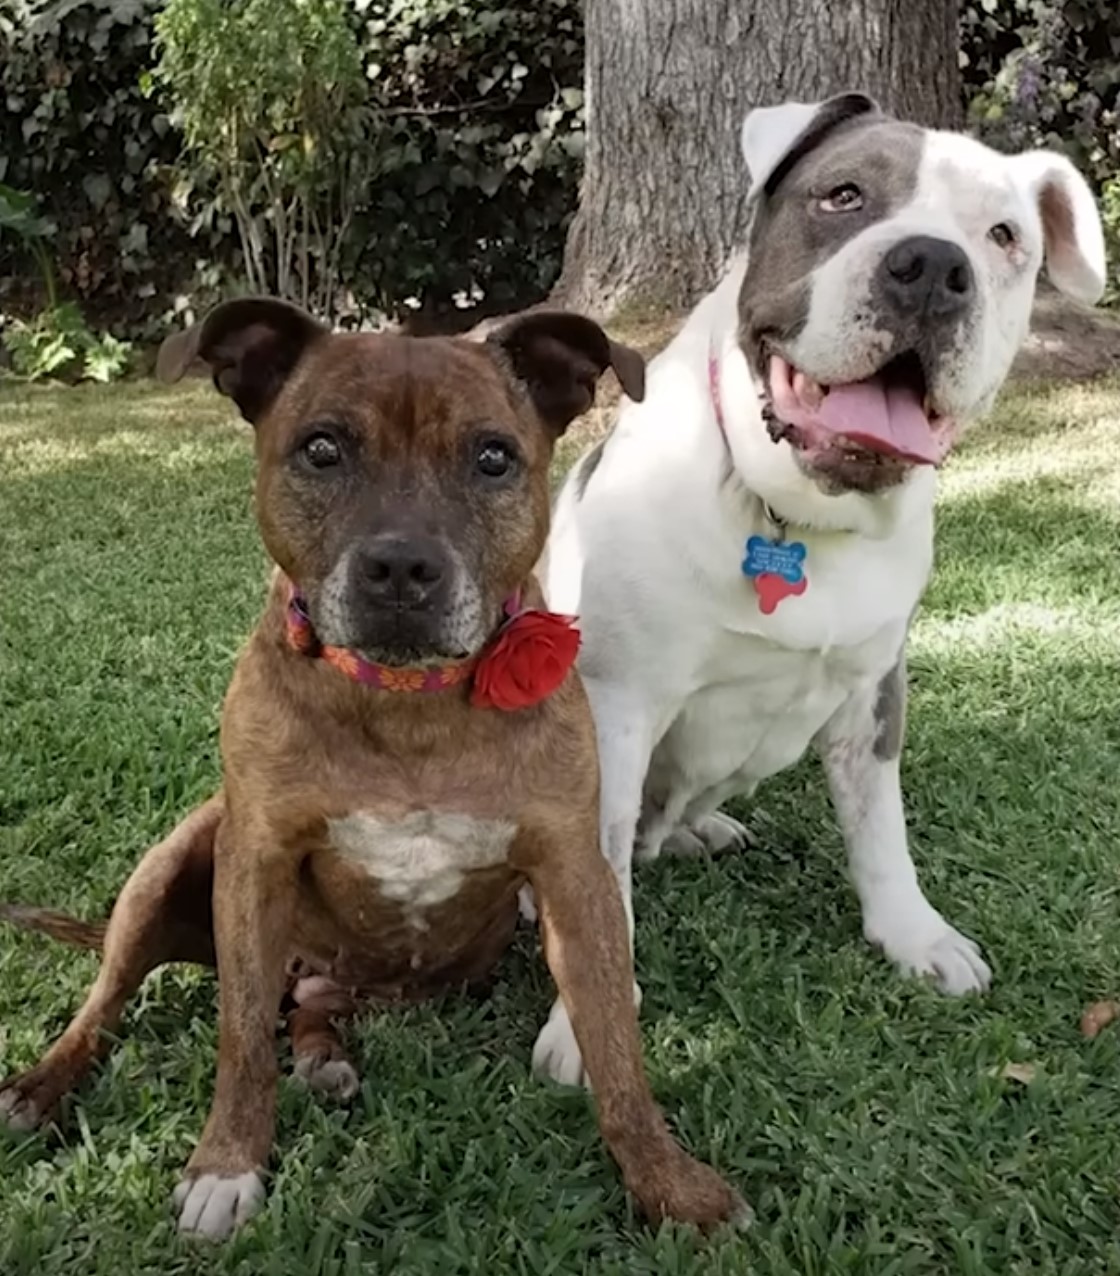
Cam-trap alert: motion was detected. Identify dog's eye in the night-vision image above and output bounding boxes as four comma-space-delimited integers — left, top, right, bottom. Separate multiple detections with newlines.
302, 432, 341, 470
989, 222, 1015, 249
820, 183, 863, 213
476, 440, 516, 479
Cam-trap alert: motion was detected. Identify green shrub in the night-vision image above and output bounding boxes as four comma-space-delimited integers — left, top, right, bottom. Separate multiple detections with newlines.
346, 0, 584, 323
1, 0, 583, 331
0, 0, 212, 337
0, 181, 132, 383
1100, 177, 1120, 302
1, 1, 1114, 329
153, 0, 371, 318
2, 301, 133, 383
961, 0, 1120, 301
0, 181, 59, 308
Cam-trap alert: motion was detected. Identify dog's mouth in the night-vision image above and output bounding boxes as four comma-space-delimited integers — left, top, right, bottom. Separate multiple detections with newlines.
353, 610, 476, 668
358, 638, 471, 668
310, 596, 477, 669
765, 350, 958, 467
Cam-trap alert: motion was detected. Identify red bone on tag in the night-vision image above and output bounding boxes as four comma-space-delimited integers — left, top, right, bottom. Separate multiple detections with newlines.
752, 572, 808, 615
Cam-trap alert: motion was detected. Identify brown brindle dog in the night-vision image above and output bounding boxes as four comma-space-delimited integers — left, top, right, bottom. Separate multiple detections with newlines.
0, 298, 749, 1241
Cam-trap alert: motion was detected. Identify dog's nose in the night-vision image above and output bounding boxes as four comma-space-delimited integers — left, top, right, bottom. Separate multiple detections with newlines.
879, 236, 974, 320
356, 535, 446, 608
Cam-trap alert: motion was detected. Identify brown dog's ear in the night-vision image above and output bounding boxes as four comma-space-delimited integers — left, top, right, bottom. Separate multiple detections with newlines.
155, 296, 327, 424
487, 311, 646, 435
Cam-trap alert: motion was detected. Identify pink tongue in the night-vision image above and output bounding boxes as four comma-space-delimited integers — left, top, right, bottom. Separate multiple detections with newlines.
815, 377, 939, 465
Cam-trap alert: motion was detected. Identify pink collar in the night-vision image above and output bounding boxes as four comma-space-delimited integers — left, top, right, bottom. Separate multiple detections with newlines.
708, 343, 790, 532
708, 343, 730, 448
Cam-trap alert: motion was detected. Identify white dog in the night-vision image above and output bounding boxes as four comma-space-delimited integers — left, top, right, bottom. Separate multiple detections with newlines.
531, 92, 1107, 1084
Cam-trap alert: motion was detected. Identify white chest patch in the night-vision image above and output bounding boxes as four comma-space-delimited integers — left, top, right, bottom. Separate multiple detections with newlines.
328, 811, 516, 923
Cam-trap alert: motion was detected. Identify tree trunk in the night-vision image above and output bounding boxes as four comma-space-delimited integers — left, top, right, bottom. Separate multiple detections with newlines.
553, 0, 962, 317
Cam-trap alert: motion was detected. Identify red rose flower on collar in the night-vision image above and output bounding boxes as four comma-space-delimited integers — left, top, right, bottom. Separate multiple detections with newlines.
470, 607, 581, 711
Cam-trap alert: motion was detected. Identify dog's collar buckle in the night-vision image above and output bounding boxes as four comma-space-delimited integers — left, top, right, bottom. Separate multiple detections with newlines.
762, 501, 787, 538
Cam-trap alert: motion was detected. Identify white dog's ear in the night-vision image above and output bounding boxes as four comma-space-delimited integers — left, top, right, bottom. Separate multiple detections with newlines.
741, 92, 880, 197
1012, 150, 1107, 305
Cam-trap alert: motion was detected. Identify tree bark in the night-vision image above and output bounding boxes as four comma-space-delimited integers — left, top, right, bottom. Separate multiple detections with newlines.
553, 0, 962, 316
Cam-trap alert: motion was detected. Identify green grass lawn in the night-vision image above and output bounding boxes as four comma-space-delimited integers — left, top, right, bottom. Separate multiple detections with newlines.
2, 372, 1120, 1275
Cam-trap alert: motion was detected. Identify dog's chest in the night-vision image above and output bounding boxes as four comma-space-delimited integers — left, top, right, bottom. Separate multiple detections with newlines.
663, 542, 916, 786
327, 810, 516, 917
706, 625, 900, 732
654, 622, 904, 797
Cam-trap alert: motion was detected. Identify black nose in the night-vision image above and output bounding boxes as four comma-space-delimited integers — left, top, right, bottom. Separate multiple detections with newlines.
879, 235, 974, 321
355, 534, 446, 608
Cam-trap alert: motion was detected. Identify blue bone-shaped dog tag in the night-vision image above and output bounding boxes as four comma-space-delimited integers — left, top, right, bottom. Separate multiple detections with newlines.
741, 535, 807, 584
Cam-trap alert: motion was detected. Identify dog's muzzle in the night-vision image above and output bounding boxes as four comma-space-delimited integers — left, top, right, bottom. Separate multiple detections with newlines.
332, 532, 468, 661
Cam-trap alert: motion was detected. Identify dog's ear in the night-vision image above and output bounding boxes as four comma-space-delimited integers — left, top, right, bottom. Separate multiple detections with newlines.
741, 92, 881, 200
487, 311, 646, 435
156, 297, 327, 424
1010, 151, 1106, 305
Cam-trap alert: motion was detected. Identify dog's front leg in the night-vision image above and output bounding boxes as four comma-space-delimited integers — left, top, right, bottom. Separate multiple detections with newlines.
817, 658, 991, 994
174, 813, 294, 1241
524, 828, 750, 1230
531, 677, 650, 1086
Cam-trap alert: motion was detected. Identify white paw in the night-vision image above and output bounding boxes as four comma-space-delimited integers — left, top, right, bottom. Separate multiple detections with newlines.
633, 834, 664, 863
696, 811, 756, 852
656, 826, 703, 857
518, 884, 538, 924
0, 1086, 44, 1132
731, 1199, 757, 1231
294, 1054, 360, 1101
868, 907, 991, 995
662, 811, 755, 857
174, 1171, 265, 1241
531, 985, 642, 1089
531, 1001, 588, 1089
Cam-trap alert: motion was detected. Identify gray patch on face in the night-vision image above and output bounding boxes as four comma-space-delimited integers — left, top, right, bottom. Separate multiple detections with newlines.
573, 438, 606, 500
872, 653, 907, 761
310, 541, 489, 664
315, 545, 356, 644
738, 119, 925, 365
439, 543, 488, 655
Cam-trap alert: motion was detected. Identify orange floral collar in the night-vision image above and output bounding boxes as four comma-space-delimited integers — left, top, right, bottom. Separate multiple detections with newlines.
284, 583, 580, 711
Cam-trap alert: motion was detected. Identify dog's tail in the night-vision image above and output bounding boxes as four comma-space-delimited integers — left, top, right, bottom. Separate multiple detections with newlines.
0, 902, 107, 951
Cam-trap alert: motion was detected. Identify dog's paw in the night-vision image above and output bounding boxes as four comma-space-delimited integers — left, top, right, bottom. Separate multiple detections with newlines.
0, 1075, 51, 1133
517, 883, 538, 924
174, 1171, 265, 1241
630, 1145, 754, 1233
531, 1002, 589, 1089
293, 1052, 360, 1101
869, 909, 991, 995
662, 812, 756, 858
